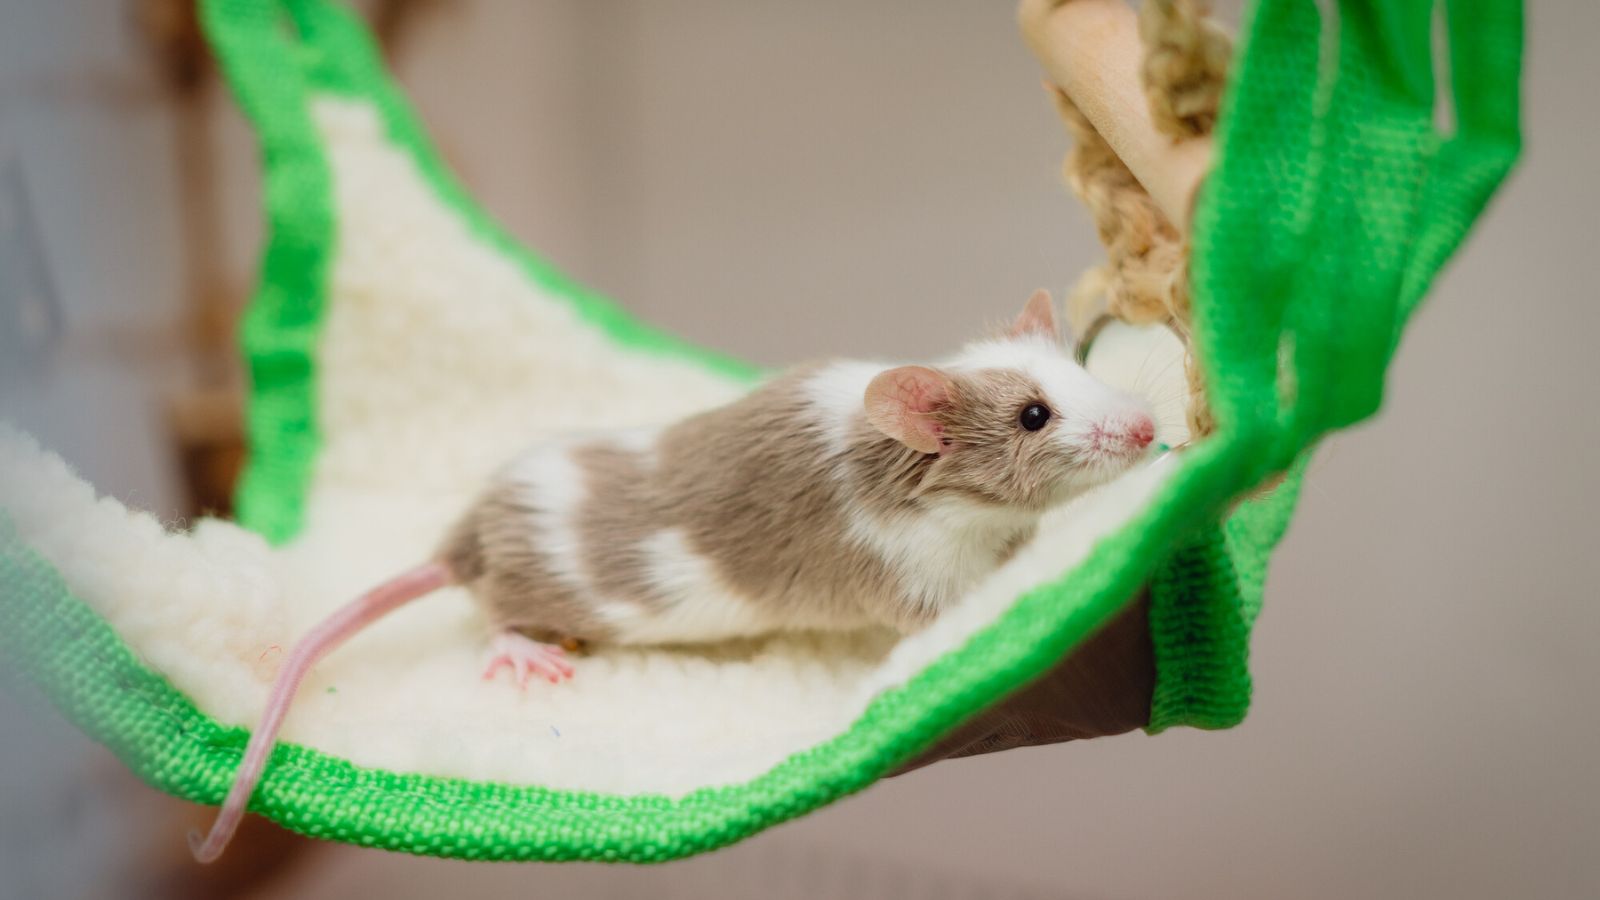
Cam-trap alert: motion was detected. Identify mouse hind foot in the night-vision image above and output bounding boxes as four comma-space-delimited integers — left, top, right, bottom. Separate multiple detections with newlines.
482, 631, 575, 686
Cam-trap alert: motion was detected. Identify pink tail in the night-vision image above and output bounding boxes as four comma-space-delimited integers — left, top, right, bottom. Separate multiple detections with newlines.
190, 561, 451, 864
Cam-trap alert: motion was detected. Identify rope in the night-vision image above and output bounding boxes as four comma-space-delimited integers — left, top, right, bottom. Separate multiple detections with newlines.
1139, 0, 1232, 139
1052, 0, 1230, 439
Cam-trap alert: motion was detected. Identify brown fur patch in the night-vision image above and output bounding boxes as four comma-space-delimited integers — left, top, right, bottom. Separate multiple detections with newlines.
437, 474, 618, 643
652, 368, 921, 632
567, 441, 670, 615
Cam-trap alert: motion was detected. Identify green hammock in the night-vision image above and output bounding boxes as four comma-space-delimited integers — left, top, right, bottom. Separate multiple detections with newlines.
0, 0, 1519, 863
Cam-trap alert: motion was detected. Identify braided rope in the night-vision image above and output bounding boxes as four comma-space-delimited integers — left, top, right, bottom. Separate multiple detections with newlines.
1054, 0, 1229, 438
1139, 0, 1233, 138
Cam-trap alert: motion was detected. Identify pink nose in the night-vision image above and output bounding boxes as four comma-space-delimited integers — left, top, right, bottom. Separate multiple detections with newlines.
1129, 415, 1155, 448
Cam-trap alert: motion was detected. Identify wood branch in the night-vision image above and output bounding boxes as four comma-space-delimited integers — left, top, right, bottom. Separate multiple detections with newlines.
1018, 0, 1213, 230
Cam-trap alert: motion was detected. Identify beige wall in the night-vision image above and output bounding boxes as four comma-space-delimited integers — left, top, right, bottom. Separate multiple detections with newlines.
2, 1, 1595, 897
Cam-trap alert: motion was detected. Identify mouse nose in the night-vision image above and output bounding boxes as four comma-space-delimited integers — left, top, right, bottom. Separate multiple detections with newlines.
1129, 415, 1155, 449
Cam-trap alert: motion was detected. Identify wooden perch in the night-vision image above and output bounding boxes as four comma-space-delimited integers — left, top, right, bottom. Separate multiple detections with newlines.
1018, 0, 1213, 230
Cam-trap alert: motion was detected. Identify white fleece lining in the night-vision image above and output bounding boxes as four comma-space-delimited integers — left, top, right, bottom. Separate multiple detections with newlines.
0, 97, 1189, 797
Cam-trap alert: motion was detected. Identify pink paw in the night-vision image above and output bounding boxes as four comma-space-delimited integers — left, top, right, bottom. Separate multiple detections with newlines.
482, 632, 575, 686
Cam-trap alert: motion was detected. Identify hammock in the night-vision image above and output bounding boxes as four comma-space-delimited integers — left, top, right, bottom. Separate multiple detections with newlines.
0, 0, 1519, 863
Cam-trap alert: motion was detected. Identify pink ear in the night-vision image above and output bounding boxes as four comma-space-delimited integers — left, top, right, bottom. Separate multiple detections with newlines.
864, 366, 952, 455
1010, 288, 1058, 339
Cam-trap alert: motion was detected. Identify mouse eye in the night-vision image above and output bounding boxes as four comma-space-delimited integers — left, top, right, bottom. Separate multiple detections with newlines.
1019, 403, 1051, 432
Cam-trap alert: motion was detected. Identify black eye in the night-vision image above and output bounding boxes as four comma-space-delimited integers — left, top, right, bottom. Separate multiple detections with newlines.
1019, 403, 1051, 431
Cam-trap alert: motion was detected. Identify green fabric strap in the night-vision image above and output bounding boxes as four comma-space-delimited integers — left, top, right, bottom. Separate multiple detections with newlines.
1191, 0, 1521, 458
202, 0, 336, 544
1146, 0, 1521, 731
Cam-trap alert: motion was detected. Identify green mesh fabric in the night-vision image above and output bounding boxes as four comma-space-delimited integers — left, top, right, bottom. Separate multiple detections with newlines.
0, 0, 1519, 862
1148, 0, 1521, 730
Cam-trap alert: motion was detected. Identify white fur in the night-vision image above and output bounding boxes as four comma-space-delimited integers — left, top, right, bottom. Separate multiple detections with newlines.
843, 497, 1037, 617
597, 528, 785, 644
0, 96, 1190, 798
503, 448, 591, 592
610, 426, 662, 457
950, 334, 1150, 450
801, 361, 887, 458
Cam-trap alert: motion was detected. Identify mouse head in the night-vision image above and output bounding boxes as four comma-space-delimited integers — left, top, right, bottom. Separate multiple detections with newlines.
864, 289, 1155, 510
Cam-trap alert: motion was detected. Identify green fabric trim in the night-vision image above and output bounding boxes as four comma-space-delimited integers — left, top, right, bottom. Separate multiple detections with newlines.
200, 1, 336, 545
0, 0, 1521, 862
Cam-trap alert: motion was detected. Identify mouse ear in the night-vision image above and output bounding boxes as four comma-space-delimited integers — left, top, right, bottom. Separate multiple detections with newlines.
1010, 288, 1058, 340
864, 365, 952, 455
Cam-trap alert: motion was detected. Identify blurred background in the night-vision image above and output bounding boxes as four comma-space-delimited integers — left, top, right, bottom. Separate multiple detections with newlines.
0, 0, 1595, 898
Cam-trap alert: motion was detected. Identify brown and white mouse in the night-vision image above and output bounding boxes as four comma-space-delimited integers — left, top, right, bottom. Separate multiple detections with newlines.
191, 289, 1155, 862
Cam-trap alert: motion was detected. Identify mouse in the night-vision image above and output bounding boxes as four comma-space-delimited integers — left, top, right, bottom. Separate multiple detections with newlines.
190, 289, 1156, 862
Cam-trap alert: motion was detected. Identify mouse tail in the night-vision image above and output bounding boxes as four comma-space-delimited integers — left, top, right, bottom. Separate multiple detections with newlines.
189, 560, 453, 864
